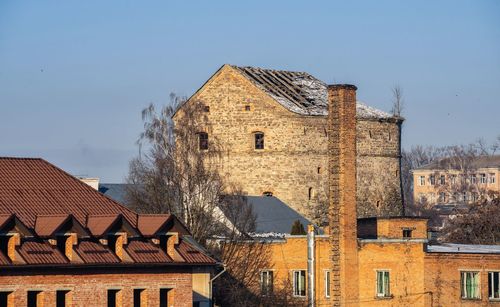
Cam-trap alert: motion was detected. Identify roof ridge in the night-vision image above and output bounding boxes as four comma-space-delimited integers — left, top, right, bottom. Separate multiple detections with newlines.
229, 64, 313, 77
0, 157, 43, 160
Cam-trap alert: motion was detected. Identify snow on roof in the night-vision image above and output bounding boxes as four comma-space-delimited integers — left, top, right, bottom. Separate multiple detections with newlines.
231, 65, 396, 120
426, 243, 500, 254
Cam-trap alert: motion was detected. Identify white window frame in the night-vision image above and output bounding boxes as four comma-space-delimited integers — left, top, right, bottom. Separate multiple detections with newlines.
324, 270, 331, 298
490, 173, 496, 184
376, 270, 391, 298
480, 173, 487, 184
439, 175, 446, 185
489, 271, 500, 301
260, 270, 273, 296
461, 271, 480, 300
292, 270, 306, 297
419, 176, 425, 186
429, 175, 435, 186
470, 174, 477, 184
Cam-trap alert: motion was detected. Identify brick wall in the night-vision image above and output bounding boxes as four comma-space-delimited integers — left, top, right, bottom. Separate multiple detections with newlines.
0, 267, 197, 307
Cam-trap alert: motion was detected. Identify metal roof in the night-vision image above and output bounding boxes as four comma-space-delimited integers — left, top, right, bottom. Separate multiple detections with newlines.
427, 243, 500, 254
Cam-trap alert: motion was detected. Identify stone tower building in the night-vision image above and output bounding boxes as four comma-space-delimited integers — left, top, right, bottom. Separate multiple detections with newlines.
173, 64, 404, 220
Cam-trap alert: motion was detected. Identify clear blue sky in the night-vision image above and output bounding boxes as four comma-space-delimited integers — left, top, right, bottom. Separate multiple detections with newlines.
1, 1, 499, 182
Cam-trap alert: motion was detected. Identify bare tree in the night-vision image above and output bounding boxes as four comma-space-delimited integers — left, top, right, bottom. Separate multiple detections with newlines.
126, 94, 233, 243
441, 195, 500, 244
391, 85, 404, 117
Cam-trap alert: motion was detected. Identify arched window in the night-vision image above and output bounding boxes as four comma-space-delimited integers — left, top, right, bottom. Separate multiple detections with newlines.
255, 132, 264, 150
308, 187, 314, 200
198, 132, 208, 150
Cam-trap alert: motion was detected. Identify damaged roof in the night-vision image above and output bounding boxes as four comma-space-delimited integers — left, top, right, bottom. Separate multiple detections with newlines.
231, 65, 396, 120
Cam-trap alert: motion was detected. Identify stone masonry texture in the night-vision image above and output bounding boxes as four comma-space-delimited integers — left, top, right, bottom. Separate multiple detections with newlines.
174, 65, 403, 221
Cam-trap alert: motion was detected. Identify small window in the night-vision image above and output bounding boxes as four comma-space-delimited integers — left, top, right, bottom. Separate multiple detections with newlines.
261, 271, 274, 296
429, 175, 435, 185
419, 176, 425, 186
198, 132, 208, 150
308, 187, 313, 200
489, 271, 500, 300
480, 173, 487, 184
461, 271, 480, 299
376, 200, 380, 208
293, 270, 306, 297
450, 175, 457, 185
0, 291, 13, 307
107, 289, 121, 307
255, 132, 264, 150
203, 105, 210, 112
439, 192, 446, 203
262, 191, 273, 197
489, 173, 496, 184
56, 290, 70, 307
369, 130, 373, 138
462, 192, 468, 202
402, 229, 412, 238
439, 175, 446, 185
133, 289, 146, 307
245, 105, 251, 111
376, 271, 391, 298
317, 167, 321, 174
470, 174, 477, 184
28, 291, 43, 307
325, 271, 331, 298
159, 288, 171, 307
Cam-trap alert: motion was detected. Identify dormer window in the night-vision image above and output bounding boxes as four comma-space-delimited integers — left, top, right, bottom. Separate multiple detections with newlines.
255, 132, 264, 150
198, 132, 208, 150
263, 191, 273, 197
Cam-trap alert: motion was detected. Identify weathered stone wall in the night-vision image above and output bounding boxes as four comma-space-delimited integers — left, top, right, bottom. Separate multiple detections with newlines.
174, 65, 403, 220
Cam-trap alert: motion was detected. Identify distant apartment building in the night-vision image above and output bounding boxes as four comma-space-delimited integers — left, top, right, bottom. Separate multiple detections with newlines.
412, 155, 500, 205
0, 157, 216, 307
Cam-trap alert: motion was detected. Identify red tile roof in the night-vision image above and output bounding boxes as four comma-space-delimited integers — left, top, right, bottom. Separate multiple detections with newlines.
0, 158, 137, 229
17, 241, 68, 265
126, 240, 172, 263
137, 214, 171, 237
0, 157, 216, 267
34, 214, 70, 237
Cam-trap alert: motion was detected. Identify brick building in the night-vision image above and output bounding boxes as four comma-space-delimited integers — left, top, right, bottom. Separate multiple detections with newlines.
224, 85, 500, 306
0, 158, 216, 307
173, 64, 404, 220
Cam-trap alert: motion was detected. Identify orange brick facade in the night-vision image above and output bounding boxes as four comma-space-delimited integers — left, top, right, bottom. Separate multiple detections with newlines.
0, 267, 197, 307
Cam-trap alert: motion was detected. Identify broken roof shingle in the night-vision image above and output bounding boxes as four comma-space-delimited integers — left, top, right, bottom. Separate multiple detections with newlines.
231, 65, 395, 120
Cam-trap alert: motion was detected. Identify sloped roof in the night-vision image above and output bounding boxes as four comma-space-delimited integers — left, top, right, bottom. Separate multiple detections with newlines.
0, 158, 137, 228
137, 214, 171, 237
221, 195, 318, 235
231, 65, 395, 120
0, 157, 216, 267
416, 155, 500, 170
34, 214, 70, 237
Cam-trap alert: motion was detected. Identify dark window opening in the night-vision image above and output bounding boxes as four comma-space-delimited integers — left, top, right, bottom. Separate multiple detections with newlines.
198, 132, 208, 150
403, 229, 412, 238
376, 200, 380, 208
245, 105, 251, 111
0, 292, 12, 307
134, 289, 145, 307
56, 290, 69, 307
263, 191, 273, 197
317, 167, 321, 174
0, 236, 9, 258
107, 289, 120, 307
369, 130, 373, 138
308, 187, 313, 200
203, 105, 210, 112
160, 288, 171, 307
255, 132, 264, 150
28, 291, 41, 307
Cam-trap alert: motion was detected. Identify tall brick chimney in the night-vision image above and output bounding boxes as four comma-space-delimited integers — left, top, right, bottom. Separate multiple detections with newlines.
328, 84, 359, 306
